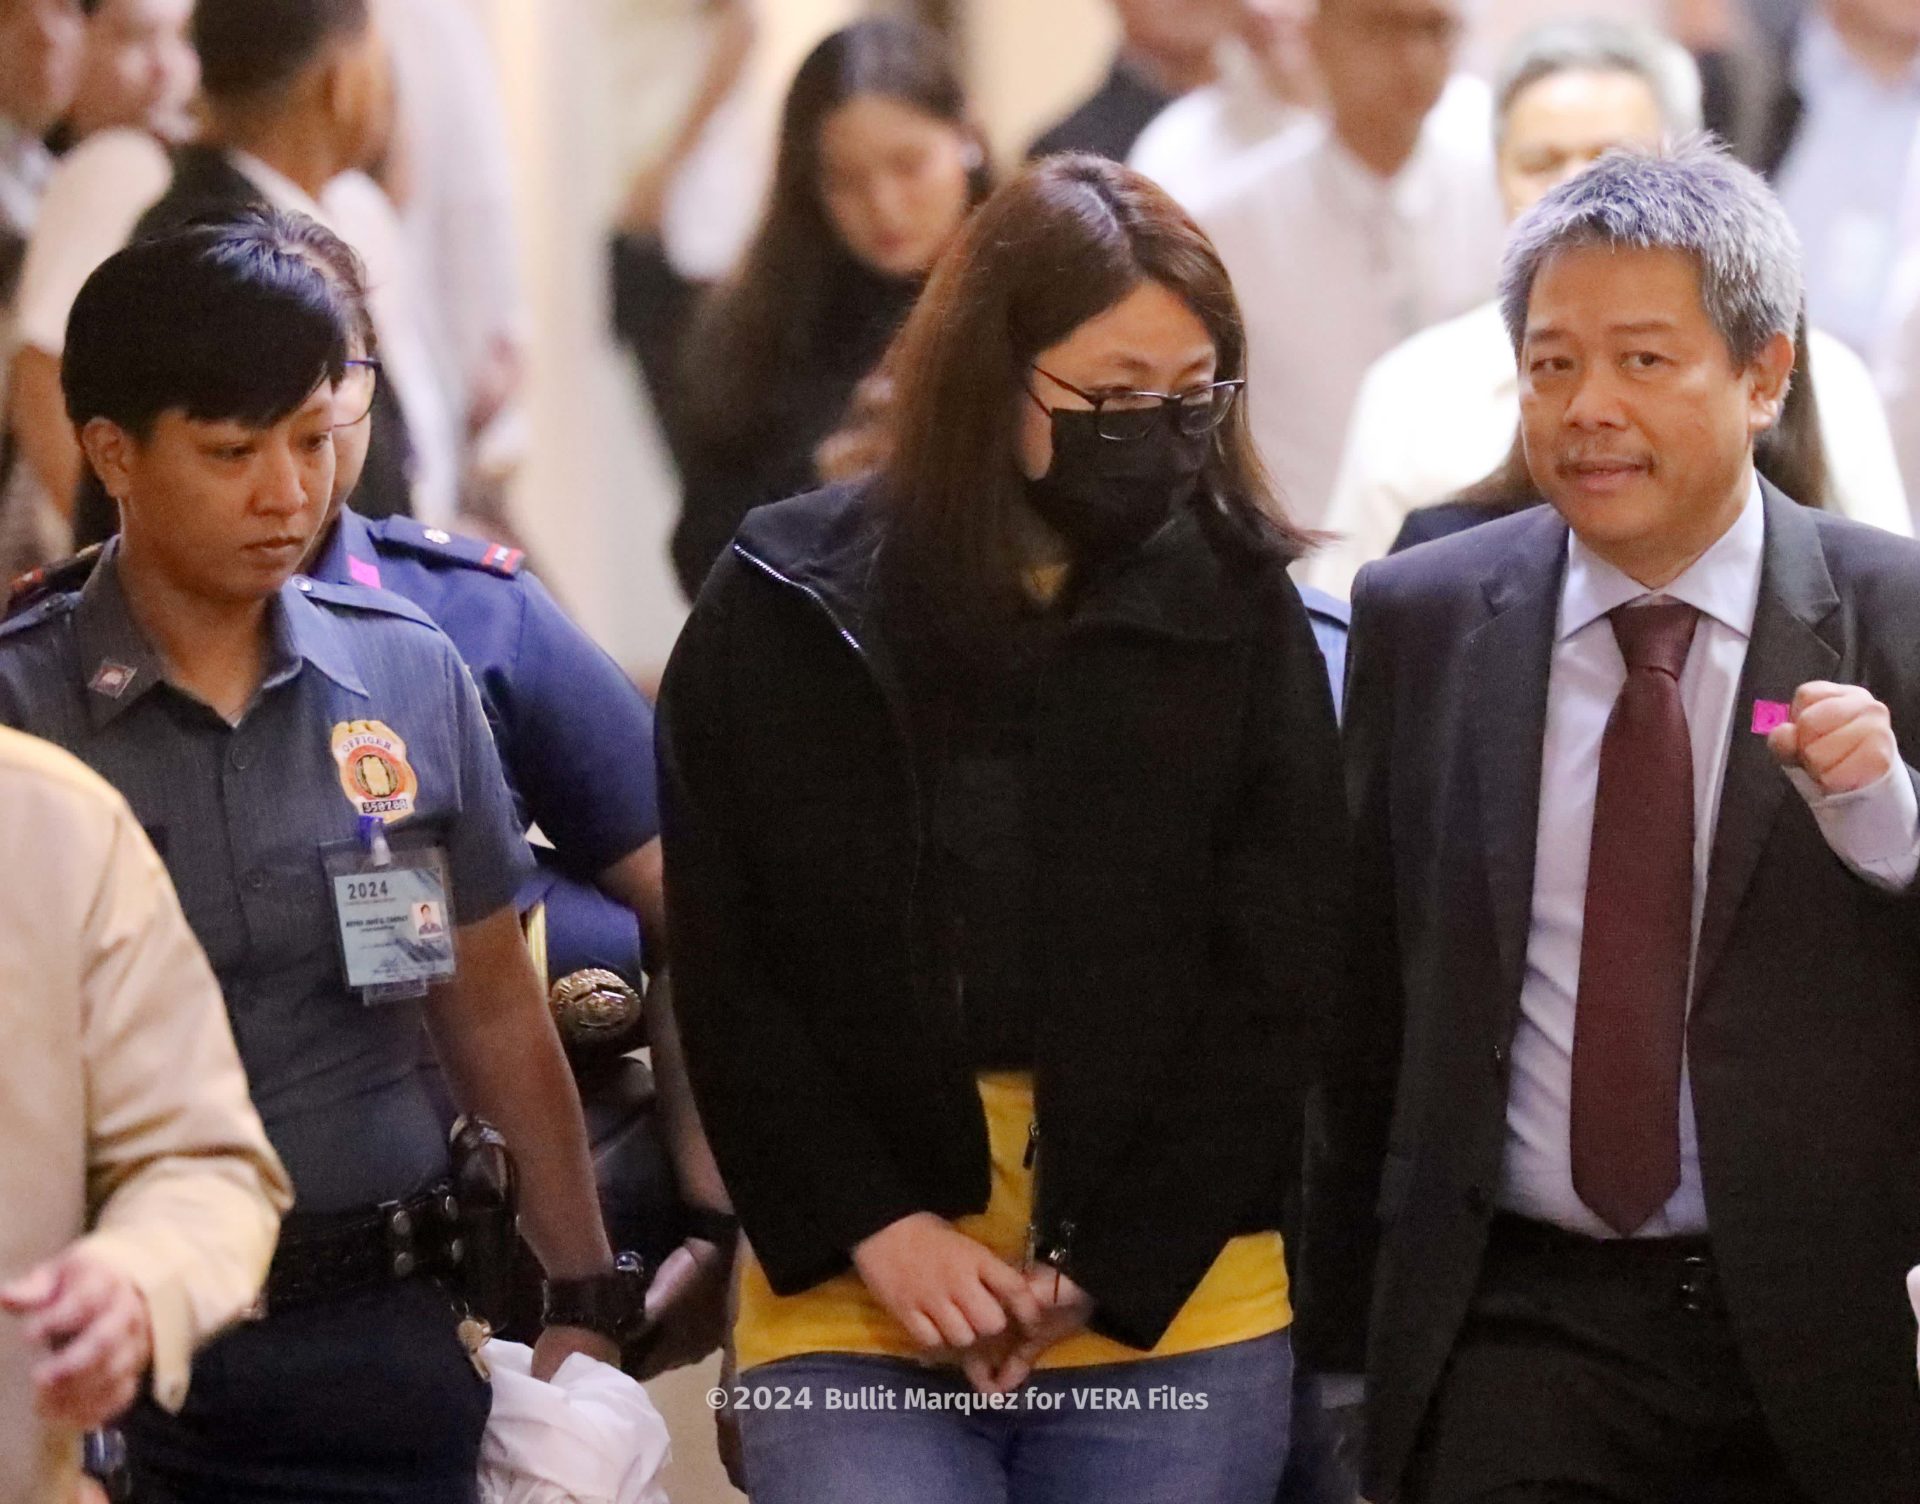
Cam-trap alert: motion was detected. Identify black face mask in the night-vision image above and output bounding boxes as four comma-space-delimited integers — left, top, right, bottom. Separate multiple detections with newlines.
1025, 406, 1208, 562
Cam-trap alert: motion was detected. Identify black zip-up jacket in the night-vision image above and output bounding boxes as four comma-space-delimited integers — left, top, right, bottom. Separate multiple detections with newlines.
657, 483, 1347, 1349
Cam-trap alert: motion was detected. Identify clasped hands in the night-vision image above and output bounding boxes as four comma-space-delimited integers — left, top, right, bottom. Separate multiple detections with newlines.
853, 1213, 1093, 1395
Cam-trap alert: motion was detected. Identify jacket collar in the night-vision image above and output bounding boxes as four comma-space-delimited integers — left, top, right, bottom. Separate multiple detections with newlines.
730, 483, 1256, 656
74, 540, 366, 728
307, 508, 384, 589
1694, 478, 1839, 991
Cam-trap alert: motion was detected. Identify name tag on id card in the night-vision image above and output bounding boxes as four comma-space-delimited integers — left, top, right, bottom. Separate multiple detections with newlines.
323, 834, 457, 1004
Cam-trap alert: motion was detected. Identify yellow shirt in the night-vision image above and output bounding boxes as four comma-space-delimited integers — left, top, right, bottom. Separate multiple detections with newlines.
736, 1071, 1289, 1373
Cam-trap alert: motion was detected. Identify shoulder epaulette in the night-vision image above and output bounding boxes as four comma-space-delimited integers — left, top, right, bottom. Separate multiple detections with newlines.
370, 516, 526, 579
0, 589, 78, 640
7, 544, 104, 621
293, 576, 438, 630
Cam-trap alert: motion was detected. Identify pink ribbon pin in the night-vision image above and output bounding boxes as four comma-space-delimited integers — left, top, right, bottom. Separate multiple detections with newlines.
1751, 699, 1791, 735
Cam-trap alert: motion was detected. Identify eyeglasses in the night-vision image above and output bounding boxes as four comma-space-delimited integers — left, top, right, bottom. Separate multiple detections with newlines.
1029, 366, 1244, 442
334, 358, 382, 427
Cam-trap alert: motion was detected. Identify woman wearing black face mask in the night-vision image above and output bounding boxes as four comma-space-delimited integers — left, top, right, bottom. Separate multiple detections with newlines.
657, 154, 1346, 1504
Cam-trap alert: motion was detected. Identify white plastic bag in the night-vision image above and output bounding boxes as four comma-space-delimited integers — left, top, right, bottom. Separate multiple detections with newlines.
477, 1340, 673, 1504
1908, 1267, 1920, 1385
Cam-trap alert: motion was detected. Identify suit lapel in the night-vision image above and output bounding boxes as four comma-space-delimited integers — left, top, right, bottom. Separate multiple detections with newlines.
1693, 486, 1840, 995
1467, 511, 1568, 1015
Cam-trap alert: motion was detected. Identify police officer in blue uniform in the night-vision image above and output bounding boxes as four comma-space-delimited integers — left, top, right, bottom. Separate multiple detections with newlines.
302, 453, 736, 1361
0, 222, 641, 1501
278, 209, 737, 1360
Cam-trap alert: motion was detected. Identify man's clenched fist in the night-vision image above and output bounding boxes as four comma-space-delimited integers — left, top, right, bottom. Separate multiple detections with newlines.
1767, 682, 1900, 795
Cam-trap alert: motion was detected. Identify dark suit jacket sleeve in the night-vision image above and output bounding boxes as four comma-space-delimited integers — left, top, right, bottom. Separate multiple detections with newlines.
1067, 573, 1350, 1349
1297, 564, 1408, 1373
1389, 508, 1451, 556
656, 564, 925, 1287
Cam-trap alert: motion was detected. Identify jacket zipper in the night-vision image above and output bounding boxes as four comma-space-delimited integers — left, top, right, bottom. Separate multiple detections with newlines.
1023, 1121, 1040, 1269
732, 542, 929, 1018
1022, 1120, 1075, 1283
737, 542, 1073, 1274
1022, 636, 1075, 1284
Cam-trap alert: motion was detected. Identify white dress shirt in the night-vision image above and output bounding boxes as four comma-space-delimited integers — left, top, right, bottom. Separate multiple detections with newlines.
378, 0, 526, 434
1775, 12, 1920, 360
1309, 300, 1914, 597
1191, 76, 1504, 529
1500, 478, 1920, 1238
10, 138, 459, 525
1127, 40, 1310, 211
5, 130, 173, 565
12, 129, 172, 361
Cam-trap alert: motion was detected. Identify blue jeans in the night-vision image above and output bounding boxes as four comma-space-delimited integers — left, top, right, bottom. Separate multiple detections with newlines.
738, 1331, 1293, 1504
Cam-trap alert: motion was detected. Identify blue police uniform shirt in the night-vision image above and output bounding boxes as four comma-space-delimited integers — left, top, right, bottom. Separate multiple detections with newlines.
308, 512, 659, 978
1298, 582, 1351, 718
0, 542, 534, 1212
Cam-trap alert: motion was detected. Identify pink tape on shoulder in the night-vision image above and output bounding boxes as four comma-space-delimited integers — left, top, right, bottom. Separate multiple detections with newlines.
1751, 699, 1791, 735
347, 555, 383, 589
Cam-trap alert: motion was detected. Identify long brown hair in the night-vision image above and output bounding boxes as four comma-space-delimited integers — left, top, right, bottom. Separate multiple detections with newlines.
876, 154, 1310, 642
1755, 312, 1831, 508
681, 19, 989, 451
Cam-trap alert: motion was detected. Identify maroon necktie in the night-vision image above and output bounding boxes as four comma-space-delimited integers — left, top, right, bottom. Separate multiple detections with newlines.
1571, 602, 1700, 1236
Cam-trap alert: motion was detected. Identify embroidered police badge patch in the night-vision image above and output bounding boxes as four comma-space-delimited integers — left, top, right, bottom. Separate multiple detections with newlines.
330, 720, 419, 822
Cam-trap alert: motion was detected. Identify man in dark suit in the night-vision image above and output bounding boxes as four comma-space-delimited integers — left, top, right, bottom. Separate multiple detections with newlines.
1301, 140, 1920, 1504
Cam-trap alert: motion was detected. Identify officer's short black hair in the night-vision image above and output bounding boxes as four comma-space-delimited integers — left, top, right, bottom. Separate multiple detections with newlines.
64, 221, 350, 440
192, 0, 372, 102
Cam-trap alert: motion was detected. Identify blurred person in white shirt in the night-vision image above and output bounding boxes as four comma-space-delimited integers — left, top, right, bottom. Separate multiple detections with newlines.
1311, 17, 1911, 598
0, 0, 82, 343
375, 0, 527, 501
10, 0, 462, 537
1866, 107, 1920, 517
58, 0, 196, 146
1191, 0, 1503, 530
1769, 0, 1920, 360
1128, 0, 1320, 207
2, 0, 191, 574
1026, 0, 1244, 162
1135, 0, 1765, 211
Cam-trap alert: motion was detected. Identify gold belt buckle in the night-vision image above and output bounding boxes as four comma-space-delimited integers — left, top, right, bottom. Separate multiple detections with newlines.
549, 967, 643, 1049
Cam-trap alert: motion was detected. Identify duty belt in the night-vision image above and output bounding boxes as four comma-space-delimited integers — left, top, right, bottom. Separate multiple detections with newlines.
262, 1181, 467, 1312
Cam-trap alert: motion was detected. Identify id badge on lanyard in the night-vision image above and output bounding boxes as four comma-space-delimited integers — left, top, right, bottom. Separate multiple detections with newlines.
323, 815, 458, 1005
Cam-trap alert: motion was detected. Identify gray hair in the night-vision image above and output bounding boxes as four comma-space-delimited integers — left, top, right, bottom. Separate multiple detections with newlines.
1498, 137, 1804, 364
1494, 19, 1704, 148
